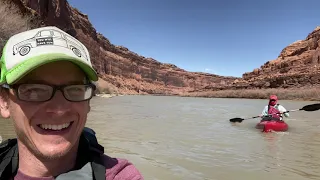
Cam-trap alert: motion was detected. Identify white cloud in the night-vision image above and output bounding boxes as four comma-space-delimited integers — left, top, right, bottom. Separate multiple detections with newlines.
204, 68, 218, 74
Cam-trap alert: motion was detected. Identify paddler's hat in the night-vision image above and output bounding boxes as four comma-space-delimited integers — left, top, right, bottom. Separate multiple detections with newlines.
269, 95, 278, 101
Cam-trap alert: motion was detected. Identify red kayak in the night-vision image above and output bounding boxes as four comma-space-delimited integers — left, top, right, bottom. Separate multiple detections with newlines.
255, 120, 288, 132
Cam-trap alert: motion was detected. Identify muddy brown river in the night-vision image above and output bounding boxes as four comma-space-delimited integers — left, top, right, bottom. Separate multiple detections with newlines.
1, 95, 319, 180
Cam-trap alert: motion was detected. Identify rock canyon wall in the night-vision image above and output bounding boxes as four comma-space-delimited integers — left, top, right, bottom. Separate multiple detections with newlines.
2, 0, 320, 97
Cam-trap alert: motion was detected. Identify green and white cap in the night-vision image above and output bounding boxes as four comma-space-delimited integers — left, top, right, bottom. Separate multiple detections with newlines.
0, 26, 98, 85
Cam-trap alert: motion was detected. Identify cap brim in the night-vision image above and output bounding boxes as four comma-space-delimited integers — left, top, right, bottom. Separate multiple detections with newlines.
5, 53, 98, 84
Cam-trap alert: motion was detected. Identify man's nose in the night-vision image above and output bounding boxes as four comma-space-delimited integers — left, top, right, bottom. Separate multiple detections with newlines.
45, 90, 71, 115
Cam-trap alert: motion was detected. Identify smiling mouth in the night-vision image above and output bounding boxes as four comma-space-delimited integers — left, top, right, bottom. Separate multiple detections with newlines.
37, 122, 74, 131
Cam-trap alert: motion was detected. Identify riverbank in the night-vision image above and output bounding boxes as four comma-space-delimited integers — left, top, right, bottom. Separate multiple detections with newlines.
182, 87, 320, 101
95, 77, 320, 101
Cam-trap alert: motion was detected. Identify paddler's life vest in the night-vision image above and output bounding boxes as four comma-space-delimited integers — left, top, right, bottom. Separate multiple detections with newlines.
0, 127, 106, 180
263, 104, 282, 121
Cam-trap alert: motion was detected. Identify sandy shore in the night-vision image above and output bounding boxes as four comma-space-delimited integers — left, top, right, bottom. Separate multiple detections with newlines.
95, 93, 120, 98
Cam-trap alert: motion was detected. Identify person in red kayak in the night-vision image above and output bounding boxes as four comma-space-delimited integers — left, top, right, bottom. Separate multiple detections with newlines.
260, 95, 289, 121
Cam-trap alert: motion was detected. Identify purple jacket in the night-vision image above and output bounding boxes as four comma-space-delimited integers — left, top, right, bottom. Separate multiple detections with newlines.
14, 155, 143, 180
104, 155, 143, 180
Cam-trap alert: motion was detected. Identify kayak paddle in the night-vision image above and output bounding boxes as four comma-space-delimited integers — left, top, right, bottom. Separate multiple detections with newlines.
229, 103, 320, 123
229, 116, 261, 123
283, 103, 320, 112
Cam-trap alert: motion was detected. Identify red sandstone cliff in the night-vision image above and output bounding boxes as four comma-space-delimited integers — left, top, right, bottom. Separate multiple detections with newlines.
239, 27, 320, 89
199, 26, 320, 91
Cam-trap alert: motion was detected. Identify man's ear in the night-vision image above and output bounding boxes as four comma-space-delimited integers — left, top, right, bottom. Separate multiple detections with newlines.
0, 90, 10, 119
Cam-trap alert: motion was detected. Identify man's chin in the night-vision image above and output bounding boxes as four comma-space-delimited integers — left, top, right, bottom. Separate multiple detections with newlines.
36, 142, 74, 160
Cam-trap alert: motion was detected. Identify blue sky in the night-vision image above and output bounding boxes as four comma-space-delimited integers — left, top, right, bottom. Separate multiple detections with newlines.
68, 0, 320, 77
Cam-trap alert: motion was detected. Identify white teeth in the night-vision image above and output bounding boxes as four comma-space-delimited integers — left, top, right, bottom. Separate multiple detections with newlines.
40, 122, 70, 131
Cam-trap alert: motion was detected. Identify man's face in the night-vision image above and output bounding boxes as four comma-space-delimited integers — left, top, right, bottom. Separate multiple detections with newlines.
3, 61, 91, 159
